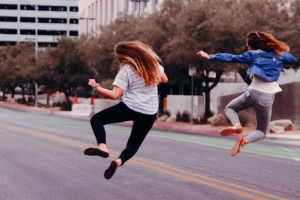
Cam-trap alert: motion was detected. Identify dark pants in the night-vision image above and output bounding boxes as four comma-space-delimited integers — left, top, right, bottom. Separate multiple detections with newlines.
90, 102, 156, 165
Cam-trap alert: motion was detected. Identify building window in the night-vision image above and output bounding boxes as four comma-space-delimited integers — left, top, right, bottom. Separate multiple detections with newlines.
20, 29, 36, 35
95, 1, 98, 25
0, 4, 18, 10
0, 16, 18, 22
70, 6, 78, 12
125, 0, 129, 13
134, 2, 138, 11
38, 6, 67, 11
70, 19, 79, 24
38, 18, 67, 23
111, 0, 114, 20
0, 29, 17, 34
20, 5, 35, 10
105, 0, 108, 23
38, 30, 67, 36
0, 41, 16, 46
117, 0, 121, 13
70, 31, 78, 36
20, 17, 36, 23
92, 3, 94, 26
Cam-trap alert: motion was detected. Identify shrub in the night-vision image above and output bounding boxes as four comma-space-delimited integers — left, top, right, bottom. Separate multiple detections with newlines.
210, 111, 255, 127
158, 110, 171, 118
176, 111, 182, 122
17, 98, 26, 104
238, 111, 255, 127
53, 101, 72, 111
176, 111, 191, 122
211, 114, 230, 126
0, 96, 7, 101
193, 116, 202, 124
181, 111, 190, 122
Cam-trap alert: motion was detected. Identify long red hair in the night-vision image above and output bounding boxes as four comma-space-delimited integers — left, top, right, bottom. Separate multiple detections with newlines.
114, 41, 161, 86
247, 32, 290, 56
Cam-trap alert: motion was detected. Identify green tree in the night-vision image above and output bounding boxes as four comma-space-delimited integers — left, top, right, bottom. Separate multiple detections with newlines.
37, 37, 94, 108
0, 46, 8, 100
0, 43, 35, 100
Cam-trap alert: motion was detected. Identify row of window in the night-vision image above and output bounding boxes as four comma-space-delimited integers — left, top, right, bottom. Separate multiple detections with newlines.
0, 29, 78, 36
0, 41, 59, 47
0, 4, 78, 12
0, 16, 78, 24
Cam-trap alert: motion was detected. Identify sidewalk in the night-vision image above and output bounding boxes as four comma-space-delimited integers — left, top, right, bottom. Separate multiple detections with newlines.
1, 101, 300, 141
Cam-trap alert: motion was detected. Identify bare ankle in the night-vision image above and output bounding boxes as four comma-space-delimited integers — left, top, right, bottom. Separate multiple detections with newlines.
116, 159, 122, 167
234, 123, 242, 127
98, 143, 108, 152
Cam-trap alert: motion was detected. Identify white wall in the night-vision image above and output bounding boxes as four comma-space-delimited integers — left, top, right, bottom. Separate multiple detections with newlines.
166, 95, 205, 118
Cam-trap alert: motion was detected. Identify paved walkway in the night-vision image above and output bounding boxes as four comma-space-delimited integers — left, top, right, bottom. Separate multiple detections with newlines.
1, 101, 299, 141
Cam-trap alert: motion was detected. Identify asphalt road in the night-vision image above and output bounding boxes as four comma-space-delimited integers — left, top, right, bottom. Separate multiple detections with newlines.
0, 107, 300, 200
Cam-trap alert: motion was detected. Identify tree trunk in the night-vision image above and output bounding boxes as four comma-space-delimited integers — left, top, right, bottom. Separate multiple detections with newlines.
158, 83, 170, 116
201, 67, 223, 123
10, 86, 16, 99
46, 89, 50, 105
204, 89, 213, 121
64, 91, 72, 111
1, 87, 6, 100
20, 86, 26, 103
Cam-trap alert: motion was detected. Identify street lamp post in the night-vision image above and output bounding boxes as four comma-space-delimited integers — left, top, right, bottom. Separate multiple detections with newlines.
130, 0, 150, 17
20, 0, 39, 108
34, 2, 38, 108
189, 66, 197, 126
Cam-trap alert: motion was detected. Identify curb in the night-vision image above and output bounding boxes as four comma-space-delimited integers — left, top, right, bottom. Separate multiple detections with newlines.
1, 102, 299, 141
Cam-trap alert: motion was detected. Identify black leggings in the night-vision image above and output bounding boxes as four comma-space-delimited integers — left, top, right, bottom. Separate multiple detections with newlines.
90, 102, 156, 165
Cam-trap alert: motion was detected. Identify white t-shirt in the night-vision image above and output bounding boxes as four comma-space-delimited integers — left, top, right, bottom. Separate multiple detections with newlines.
113, 64, 164, 115
248, 75, 282, 94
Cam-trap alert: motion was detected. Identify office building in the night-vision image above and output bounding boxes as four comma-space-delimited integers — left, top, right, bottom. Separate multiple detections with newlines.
79, 0, 164, 35
0, 0, 79, 47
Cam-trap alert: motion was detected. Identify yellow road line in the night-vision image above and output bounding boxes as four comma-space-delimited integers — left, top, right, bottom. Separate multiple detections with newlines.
0, 122, 286, 200
131, 157, 285, 200
130, 159, 270, 200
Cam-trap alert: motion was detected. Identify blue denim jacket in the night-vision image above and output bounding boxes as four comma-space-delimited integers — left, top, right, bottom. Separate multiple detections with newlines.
210, 50, 297, 82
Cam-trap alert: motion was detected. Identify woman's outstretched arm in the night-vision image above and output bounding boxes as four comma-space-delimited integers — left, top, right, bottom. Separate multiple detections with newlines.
88, 79, 123, 100
197, 50, 210, 60
197, 50, 252, 63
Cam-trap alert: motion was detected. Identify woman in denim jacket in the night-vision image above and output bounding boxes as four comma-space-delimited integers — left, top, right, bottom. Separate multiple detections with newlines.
197, 32, 297, 156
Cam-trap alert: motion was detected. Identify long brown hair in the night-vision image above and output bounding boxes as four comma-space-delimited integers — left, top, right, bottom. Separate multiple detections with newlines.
114, 41, 162, 86
247, 32, 290, 56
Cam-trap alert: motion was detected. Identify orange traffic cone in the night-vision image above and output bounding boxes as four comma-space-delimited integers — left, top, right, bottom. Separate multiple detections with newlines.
91, 93, 94, 105
74, 94, 78, 104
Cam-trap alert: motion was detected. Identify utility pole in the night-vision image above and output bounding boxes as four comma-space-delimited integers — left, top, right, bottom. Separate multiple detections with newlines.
20, 0, 39, 108
34, 2, 38, 108
189, 66, 197, 126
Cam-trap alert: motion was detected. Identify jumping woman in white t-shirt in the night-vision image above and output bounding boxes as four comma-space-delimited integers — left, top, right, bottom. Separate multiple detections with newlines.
86, 41, 168, 179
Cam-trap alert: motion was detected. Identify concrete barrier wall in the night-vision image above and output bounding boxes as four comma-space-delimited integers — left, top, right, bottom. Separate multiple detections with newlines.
166, 95, 205, 118
210, 82, 248, 115
218, 82, 300, 128
272, 82, 300, 128
72, 97, 119, 113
